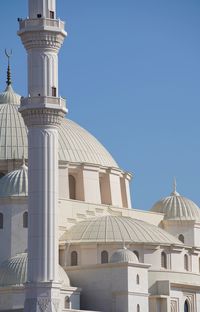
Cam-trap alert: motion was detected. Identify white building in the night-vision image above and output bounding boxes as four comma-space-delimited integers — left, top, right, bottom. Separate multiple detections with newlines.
0, 0, 199, 311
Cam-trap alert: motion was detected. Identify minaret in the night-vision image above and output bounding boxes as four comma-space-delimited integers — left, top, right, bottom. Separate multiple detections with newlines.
18, 0, 67, 311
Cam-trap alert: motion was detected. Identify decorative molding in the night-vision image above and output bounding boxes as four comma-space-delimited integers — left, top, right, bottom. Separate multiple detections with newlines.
21, 108, 65, 127
19, 31, 65, 51
171, 299, 178, 312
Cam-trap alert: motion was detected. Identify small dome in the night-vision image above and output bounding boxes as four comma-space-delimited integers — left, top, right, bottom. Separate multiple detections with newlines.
0, 85, 21, 105
151, 185, 200, 221
0, 253, 70, 287
110, 247, 138, 264
61, 215, 182, 245
0, 163, 28, 197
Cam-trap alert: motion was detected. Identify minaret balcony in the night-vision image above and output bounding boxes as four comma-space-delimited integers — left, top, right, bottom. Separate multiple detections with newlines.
20, 96, 67, 113
18, 18, 66, 34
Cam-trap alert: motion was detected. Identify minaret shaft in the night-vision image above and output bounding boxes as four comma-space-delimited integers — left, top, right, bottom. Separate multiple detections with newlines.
28, 50, 58, 97
18, 0, 67, 310
28, 126, 59, 283
29, 0, 56, 19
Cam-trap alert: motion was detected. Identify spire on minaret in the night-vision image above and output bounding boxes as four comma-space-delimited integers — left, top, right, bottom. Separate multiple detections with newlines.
5, 49, 12, 86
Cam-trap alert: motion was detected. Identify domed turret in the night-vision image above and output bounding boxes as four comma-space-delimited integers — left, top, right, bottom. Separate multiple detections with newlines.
151, 180, 200, 221
0, 162, 28, 197
0, 253, 70, 287
110, 247, 138, 264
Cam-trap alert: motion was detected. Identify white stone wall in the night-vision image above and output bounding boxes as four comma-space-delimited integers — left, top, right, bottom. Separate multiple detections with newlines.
0, 200, 28, 264
66, 263, 149, 312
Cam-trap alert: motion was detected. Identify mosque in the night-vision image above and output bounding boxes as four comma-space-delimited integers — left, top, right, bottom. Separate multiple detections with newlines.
0, 0, 200, 312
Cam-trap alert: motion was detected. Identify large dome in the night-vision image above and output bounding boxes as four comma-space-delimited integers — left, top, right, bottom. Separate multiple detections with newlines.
0, 85, 118, 168
61, 215, 182, 245
151, 188, 200, 221
0, 253, 70, 287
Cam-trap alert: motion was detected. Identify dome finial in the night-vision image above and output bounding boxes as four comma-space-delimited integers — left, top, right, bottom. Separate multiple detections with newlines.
173, 177, 177, 193
5, 49, 12, 86
171, 177, 180, 196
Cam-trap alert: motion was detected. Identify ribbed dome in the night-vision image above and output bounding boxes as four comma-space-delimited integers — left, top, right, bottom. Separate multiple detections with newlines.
151, 190, 200, 221
0, 86, 118, 167
61, 215, 182, 245
58, 119, 118, 167
0, 101, 28, 160
0, 253, 70, 287
0, 85, 21, 105
110, 247, 138, 264
0, 163, 28, 197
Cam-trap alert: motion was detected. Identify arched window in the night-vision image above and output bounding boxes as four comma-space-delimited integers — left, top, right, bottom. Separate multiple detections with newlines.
23, 212, 28, 228
161, 251, 167, 269
71, 251, 78, 266
69, 175, 76, 200
137, 304, 140, 312
178, 234, 184, 243
65, 296, 70, 309
133, 250, 139, 260
0, 213, 3, 229
184, 254, 189, 271
184, 300, 190, 312
101, 250, 108, 264
136, 274, 140, 285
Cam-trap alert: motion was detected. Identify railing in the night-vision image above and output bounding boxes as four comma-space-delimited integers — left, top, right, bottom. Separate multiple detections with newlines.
19, 18, 65, 31
21, 96, 66, 108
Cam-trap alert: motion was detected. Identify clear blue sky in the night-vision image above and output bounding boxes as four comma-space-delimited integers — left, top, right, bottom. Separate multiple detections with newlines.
1, 0, 200, 210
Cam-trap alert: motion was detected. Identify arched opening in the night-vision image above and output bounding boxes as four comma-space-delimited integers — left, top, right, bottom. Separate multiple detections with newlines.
161, 251, 167, 269
0, 213, 3, 229
69, 175, 76, 200
178, 234, 184, 243
136, 274, 140, 285
133, 250, 139, 261
65, 296, 70, 309
101, 250, 108, 264
137, 304, 140, 312
184, 254, 189, 271
23, 212, 28, 228
71, 251, 78, 266
184, 299, 190, 312
0, 172, 5, 178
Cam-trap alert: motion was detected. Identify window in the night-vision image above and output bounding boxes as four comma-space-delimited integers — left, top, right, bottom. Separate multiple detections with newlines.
23, 212, 28, 228
184, 300, 189, 312
0, 213, 3, 229
52, 86, 57, 97
136, 274, 140, 285
69, 175, 76, 200
50, 11, 55, 19
178, 234, 184, 243
65, 296, 70, 309
71, 251, 78, 266
161, 251, 167, 269
184, 254, 189, 271
101, 250, 108, 264
137, 304, 140, 312
133, 250, 139, 260
0, 172, 5, 178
